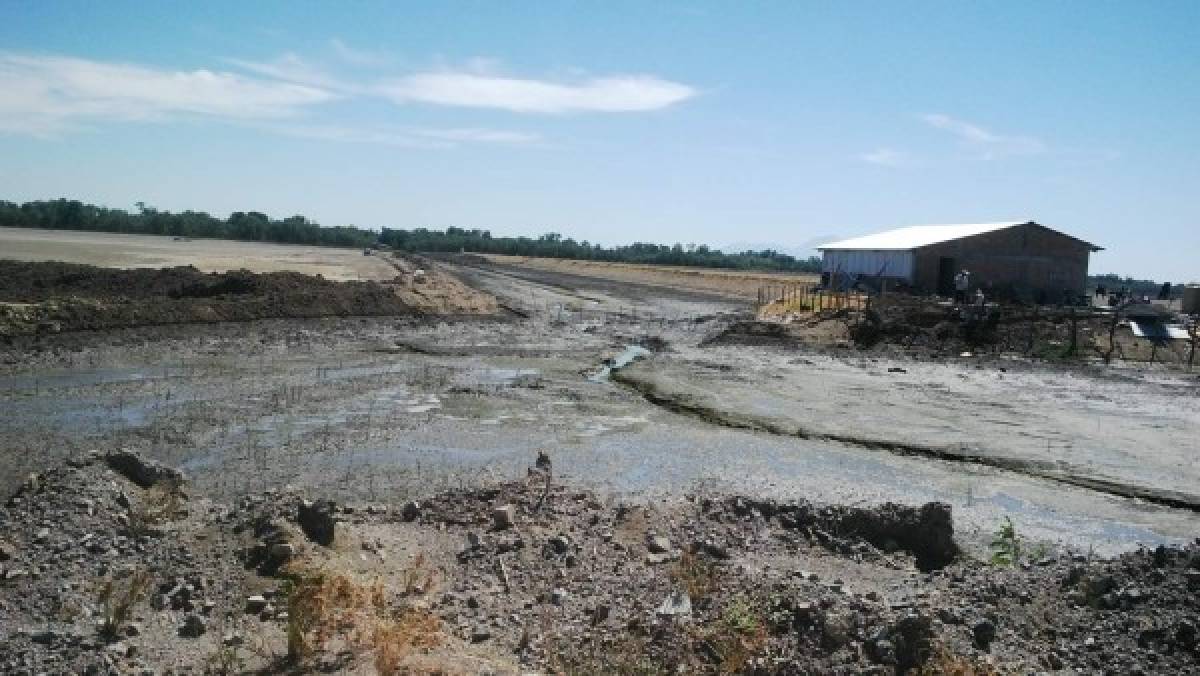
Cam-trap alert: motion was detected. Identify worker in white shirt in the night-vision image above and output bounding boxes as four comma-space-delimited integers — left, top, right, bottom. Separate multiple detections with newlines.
954, 269, 971, 303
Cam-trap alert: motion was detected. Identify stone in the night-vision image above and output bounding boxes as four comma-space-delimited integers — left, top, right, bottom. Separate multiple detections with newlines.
0, 538, 14, 561
401, 501, 421, 522
267, 543, 294, 566
548, 535, 571, 555
179, 613, 206, 638
245, 595, 268, 613
297, 499, 336, 546
972, 619, 996, 650
104, 450, 184, 489
656, 590, 692, 616
470, 627, 492, 643
492, 504, 515, 530
550, 588, 569, 606
646, 534, 671, 554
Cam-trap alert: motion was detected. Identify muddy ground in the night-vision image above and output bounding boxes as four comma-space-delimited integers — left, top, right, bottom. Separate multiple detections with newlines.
1, 252, 1199, 672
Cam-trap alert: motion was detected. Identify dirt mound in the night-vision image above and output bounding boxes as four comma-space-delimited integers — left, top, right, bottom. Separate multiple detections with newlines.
3, 452, 1200, 674
0, 260, 437, 337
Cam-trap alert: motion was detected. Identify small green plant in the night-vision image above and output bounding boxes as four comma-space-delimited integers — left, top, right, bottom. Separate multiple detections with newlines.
989, 517, 1021, 566
97, 568, 152, 638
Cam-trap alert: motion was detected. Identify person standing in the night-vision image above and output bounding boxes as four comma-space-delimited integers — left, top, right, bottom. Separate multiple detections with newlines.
954, 269, 970, 303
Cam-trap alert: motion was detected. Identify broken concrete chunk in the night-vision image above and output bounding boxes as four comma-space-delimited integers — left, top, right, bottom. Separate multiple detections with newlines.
492, 504, 515, 530
656, 590, 692, 616
297, 499, 336, 546
646, 534, 671, 554
104, 450, 184, 489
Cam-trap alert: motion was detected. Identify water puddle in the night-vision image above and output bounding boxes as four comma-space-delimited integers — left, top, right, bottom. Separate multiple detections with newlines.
588, 345, 652, 382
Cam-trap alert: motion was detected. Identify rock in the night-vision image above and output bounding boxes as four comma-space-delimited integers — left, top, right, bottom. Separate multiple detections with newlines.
548, 534, 571, 555
268, 543, 294, 566
179, 613, 206, 638
245, 595, 268, 613
104, 451, 184, 489
656, 590, 692, 616
223, 633, 245, 647
551, 588, 569, 606
470, 627, 492, 643
0, 538, 14, 561
492, 504, 515, 530
972, 619, 996, 651
1185, 570, 1200, 590
297, 499, 336, 546
401, 501, 421, 522
867, 637, 896, 665
646, 534, 671, 554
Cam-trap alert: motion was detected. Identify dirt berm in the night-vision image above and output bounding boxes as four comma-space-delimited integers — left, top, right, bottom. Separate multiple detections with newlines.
0, 259, 494, 338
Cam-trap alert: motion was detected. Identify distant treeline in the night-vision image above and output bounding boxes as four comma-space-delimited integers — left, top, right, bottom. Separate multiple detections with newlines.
377, 228, 822, 271
0, 199, 823, 273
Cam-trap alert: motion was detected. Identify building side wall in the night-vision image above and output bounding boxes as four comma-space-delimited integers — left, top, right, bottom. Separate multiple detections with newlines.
821, 249, 914, 281
911, 224, 1091, 300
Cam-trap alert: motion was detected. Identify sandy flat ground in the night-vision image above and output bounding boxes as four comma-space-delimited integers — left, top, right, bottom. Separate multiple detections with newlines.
0, 227, 398, 281
480, 254, 819, 301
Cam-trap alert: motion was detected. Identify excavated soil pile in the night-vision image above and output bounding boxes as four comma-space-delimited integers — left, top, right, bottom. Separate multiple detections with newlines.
2, 452, 1198, 674
0, 260, 423, 337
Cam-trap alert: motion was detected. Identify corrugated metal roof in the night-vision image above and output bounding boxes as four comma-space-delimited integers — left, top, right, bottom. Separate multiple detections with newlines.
817, 221, 1031, 251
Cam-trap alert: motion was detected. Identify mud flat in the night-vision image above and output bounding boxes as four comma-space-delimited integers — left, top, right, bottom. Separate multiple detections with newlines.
2, 244, 1200, 672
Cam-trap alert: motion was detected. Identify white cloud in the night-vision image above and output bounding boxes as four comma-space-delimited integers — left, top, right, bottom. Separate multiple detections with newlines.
226, 53, 343, 90
376, 71, 697, 113
0, 51, 334, 136
860, 147, 913, 167
269, 123, 539, 148
921, 113, 1045, 159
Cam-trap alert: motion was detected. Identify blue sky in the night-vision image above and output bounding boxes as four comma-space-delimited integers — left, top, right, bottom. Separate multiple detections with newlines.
1, 1, 1197, 280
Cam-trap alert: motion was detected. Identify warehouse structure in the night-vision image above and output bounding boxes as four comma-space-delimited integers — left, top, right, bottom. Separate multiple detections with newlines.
818, 220, 1102, 302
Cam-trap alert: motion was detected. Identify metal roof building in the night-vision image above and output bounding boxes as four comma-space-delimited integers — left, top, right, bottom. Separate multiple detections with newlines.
818, 220, 1102, 301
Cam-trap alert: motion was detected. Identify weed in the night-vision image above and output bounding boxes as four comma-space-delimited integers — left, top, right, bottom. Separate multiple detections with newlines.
989, 516, 1021, 566
97, 568, 152, 639
694, 595, 769, 673
127, 479, 184, 536
282, 568, 442, 672
913, 646, 999, 675
670, 548, 722, 601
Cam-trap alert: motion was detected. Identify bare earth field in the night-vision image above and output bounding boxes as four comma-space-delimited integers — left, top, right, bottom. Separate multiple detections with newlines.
477, 253, 819, 301
0, 227, 398, 281
1, 236, 1198, 674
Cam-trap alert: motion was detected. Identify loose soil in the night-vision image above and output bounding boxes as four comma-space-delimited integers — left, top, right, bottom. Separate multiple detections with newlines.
0, 258, 495, 338
2, 452, 1198, 675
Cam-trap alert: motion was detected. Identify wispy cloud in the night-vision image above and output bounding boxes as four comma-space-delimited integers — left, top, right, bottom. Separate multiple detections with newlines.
0, 49, 697, 145
271, 123, 540, 148
859, 147, 914, 168
376, 71, 697, 113
921, 113, 1045, 159
226, 53, 343, 90
0, 51, 334, 136
329, 38, 392, 67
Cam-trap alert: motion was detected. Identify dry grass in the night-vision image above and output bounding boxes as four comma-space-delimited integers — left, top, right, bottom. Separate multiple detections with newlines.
127, 479, 184, 535
670, 548, 723, 601
283, 564, 443, 673
96, 568, 152, 638
913, 647, 1000, 675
